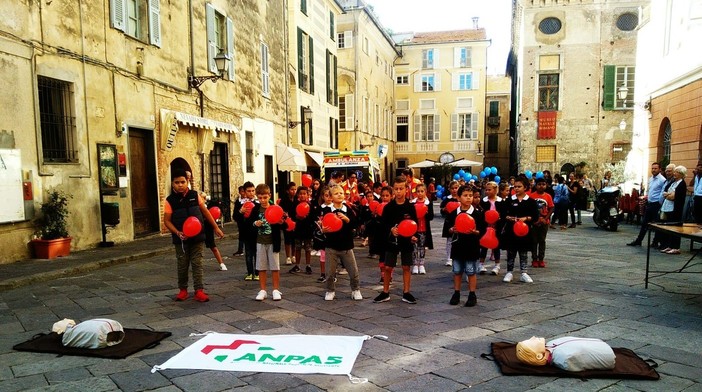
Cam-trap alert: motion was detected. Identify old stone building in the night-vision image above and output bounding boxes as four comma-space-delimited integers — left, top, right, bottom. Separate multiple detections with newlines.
512, 0, 646, 182
0, 0, 286, 262
484, 75, 512, 174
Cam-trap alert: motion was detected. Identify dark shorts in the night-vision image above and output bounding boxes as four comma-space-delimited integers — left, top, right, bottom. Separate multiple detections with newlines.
283, 229, 296, 245
204, 225, 216, 249
384, 248, 413, 268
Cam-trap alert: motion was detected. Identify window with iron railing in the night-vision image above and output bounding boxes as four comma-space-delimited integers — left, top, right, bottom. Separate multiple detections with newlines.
38, 76, 78, 163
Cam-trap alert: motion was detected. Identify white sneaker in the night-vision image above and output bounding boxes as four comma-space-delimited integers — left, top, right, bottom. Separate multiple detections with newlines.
338, 268, 348, 275
418, 265, 426, 274
255, 290, 267, 301
351, 290, 363, 300
219, 263, 228, 271
292, 256, 296, 264
411, 265, 419, 275
491, 265, 500, 275
520, 273, 533, 283
272, 289, 282, 301
503, 272, 513, 283
478, 264, 488, 274
325, 291, 335, 301
285, 257, 292, 265
445, 259, 453, 266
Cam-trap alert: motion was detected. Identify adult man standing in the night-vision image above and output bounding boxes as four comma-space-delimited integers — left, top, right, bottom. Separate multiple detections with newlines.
693, 162, 702, 224
627, 162, 666, 246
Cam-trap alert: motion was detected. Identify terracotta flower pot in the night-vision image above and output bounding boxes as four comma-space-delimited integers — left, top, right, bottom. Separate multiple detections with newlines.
31, 237, 72, 259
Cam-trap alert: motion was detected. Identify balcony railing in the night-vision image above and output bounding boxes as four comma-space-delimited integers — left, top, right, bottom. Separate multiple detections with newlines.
487, 116, 500, 127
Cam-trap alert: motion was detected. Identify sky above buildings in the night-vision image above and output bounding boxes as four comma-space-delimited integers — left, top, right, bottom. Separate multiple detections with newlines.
366, 0, 512, 75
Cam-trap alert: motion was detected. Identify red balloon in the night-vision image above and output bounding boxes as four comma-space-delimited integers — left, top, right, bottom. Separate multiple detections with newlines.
454, 213, 476, 234
182, 216, 202, 237
480, 227, 499, 249
285, 217, 296, 231
446, 201, 460, 213
264, 205, 284, 224
485, 209, 500, 225
513, 221, 529, 237
376, 202, 388, 217
369, 200, 380, 214
208, 206, 221, 220
397, 219, 418, 237
295, 202, 310, 218
322, 213, 343, 232
415, 202, 428, 219
242, 201, 255, 218
301, 174, 313, 188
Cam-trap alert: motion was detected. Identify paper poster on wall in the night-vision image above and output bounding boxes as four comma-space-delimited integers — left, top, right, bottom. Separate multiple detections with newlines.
0, 149, 25, 223
98, 144, 119, 193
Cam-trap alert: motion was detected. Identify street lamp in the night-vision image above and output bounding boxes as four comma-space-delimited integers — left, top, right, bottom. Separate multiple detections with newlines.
188, 51, 231, 90
619, 119, 627, 131
288, 106, 313, 128
618, 83, 629, 108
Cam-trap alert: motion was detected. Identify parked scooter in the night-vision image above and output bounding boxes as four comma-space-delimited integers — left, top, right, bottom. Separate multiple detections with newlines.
593, 186, 621, 231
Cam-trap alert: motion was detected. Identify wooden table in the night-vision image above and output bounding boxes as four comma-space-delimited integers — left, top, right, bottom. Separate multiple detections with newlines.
645, 223, 702, 288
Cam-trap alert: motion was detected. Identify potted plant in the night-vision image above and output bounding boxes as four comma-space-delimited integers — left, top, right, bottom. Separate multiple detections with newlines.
30, 189, 73, 259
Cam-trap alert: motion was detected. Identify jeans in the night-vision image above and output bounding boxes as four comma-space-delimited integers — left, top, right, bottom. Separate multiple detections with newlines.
244, 238, 257, 275
634, 202, 661, 244
325, 248, 360, 292
507, 250, 528, 272
175, 241, 204, 290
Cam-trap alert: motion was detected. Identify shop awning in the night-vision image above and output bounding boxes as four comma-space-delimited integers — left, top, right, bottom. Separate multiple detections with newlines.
276, 143, 307, 172
446, 158, 483, 167
174, 111, 236, 133
305, 151, 324, 167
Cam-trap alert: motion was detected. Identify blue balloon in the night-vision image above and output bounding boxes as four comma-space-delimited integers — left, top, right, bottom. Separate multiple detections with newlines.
479, 171, 486, 178
472, 175, 478, 181
436, 185, 443, 190
436, 191, 443, 199
494, 175, 501, 183
490, 167, 497, 175
453, 174, 460, 180
525, 170, 533, 179
536, 171, 544, 179
458, 169, 465, 176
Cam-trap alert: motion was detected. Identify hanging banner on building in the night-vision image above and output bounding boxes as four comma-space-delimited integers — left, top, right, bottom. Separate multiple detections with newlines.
152, 333, 371, 377
537, 111, 557, 139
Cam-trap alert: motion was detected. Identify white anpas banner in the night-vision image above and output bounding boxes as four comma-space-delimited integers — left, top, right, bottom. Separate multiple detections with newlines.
152, 333, 371, 376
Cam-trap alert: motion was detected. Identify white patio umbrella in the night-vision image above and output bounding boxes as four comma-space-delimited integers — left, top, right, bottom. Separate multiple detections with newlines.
407, 159, 439, 168
445, 158, 483, 167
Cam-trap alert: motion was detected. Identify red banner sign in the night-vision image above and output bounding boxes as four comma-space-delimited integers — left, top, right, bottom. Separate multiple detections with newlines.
537, 111, 557, 139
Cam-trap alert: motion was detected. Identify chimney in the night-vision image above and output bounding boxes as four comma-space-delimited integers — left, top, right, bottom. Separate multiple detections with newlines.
472, 17, 479, 29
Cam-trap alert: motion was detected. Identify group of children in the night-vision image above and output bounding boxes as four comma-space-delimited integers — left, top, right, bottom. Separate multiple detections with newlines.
165, 168, 553, 308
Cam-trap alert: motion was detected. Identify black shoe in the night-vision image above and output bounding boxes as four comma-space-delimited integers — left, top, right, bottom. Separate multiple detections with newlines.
402, 292, 417, 304
289, 265, 301, 273
449, 291, 460, 305
576, 222, 582, 225
568, 224, 577, 228
305, 265, 313, 275
233, 251, 244, 256
317, 274, 326, 283
465, 292, 477, 307
373, 292, 390, 303
626, 241, 642, 246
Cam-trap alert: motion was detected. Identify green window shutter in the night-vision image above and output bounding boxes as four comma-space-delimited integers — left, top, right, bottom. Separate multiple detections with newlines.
603, 65, 615, 110
309, 36, 315, 94
297, 28, 304, 90
329, 12, 335, 39
301, 0, 307, 14
326, 50, 331, 103
333, 55, 338, 106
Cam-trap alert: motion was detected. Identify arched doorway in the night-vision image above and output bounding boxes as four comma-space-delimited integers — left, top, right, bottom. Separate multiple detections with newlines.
560, 163, 575, 176
657, 118, 672, 166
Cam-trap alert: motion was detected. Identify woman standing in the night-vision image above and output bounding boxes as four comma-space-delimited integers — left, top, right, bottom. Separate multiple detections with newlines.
659, 166, 688, 255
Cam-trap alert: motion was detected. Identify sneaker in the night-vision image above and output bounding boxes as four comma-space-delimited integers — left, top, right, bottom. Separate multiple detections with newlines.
411, 265, 419, 275
233, 251, 244, 256
520, 272, 533, 283
666, 249, 681, 254
194, 289, 209, 302
305, 265, 313, 275
175, 289, 188, 301
317, 274, 326, 283
255, 290, 267, 301
479, 264, 488, 275
285, 257, 292, 265
402, 292, 417, 304
244, 274, 253, 281
418, 265, 426, 274
289, 265, 301, 273
253, 274, 260, 281
491, 265, 500, 275
219, 263, 228, 271
351, 290, 363, 300
338, 268, 348, 275
373, 292, 390, 303
660, 248, 672, 253
272, 289, 282, 301
538, 260, 546, 268
503, 271, 513, 283
325, 291, 335, 301
531, 260, 539, 268
449, 291, 460, 305
465, 291, 477, 307
626, 241, 642, 246
445, 259, 453, 266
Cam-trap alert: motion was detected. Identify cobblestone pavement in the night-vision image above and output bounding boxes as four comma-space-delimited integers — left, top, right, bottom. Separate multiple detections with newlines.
1, 213, 701, 391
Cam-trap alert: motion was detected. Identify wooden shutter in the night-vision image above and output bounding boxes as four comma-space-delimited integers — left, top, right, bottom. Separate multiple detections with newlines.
333, 55, 338, 105
452, 72, 458, 91
344, 31, 353, 48
472, 71, 479, 89
261, 43, 269, 96
434, 73, 441, 91
110, 0, 126, 32
206, 4, 216, 73
603, 65, 615, 110
451, 113, 458, 140
434, 49, 440, 69
453, 47, 461, 68
433, 115, 440, 141
148, 0, 161, 47
309, 35, 314, 94
414, 74, 422, 92
226, 17, 234, 80
329, 11, 335, 39
297, 28, 304, 90
345, 94, 354, 129
326, 50, 331, 103
414, 114, 421, 141
471, 112, 479, 139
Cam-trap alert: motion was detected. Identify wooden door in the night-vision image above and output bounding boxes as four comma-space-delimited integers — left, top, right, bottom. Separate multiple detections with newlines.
129, 129, 159, 236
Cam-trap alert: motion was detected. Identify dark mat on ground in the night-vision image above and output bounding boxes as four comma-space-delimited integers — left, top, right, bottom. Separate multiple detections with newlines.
486, 342, 660, 380
13, 329, 172, 359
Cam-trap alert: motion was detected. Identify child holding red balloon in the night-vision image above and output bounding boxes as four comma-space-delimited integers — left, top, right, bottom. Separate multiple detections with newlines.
446, 185, 486, 307
290, 186, 314, 275
252, 184, 284, 301
233, 182, 259, 281
370, 186, 393, 281
373, 176, 419, 304
203, 194, 227, 271
478, 181, 504, 275
528, 177, 554, 268
164, 168, 224, 302
440, 181, 461, 267
410, 183, 434, 275
313, 187, 333, 282
502, 177, 539, 284
279, 182, 298, 266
